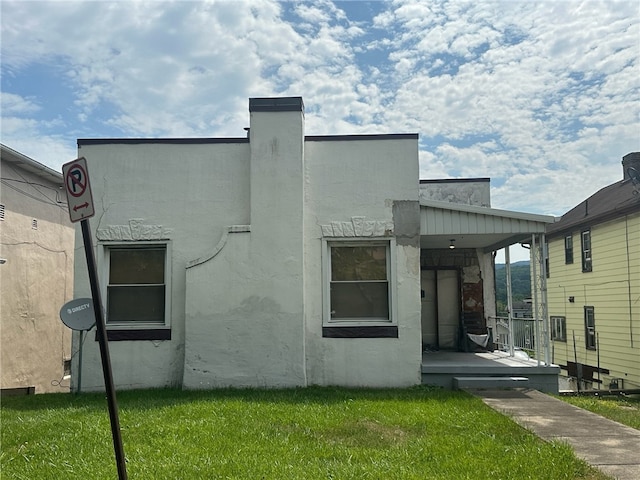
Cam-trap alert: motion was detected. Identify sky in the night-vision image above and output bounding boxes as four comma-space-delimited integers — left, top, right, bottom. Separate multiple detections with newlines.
1, 0, 639, 261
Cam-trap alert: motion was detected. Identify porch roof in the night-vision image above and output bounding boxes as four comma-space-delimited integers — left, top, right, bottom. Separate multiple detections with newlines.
420, 199, 556, 252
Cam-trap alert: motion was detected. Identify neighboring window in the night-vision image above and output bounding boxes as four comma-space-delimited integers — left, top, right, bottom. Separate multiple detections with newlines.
544, 241, 549, 278
326, 241, 392, 323
584, 306, 596, 350
105, 244, 168, 325
564, 235, 573, 264
581, 230, 592, 272
550, 316, 566, 342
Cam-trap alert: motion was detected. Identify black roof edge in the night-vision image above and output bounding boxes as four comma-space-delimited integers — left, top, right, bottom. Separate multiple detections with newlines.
305, 133, 418, 141
249, 97, 304, 112
420, 177, 490, 184
78, 138, 248, 146
78, 134, 419, 146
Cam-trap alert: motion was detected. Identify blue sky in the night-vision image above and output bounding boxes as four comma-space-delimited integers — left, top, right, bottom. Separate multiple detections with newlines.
2, 0, 639, 261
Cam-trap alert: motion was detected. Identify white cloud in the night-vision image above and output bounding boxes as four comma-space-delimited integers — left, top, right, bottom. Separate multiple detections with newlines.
1, 0, 638, 216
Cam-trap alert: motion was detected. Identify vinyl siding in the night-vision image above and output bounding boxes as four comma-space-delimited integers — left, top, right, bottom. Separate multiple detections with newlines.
547, 212, 640, 389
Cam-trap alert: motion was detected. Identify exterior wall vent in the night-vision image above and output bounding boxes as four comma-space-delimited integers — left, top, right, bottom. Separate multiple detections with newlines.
32, 219, 38, 230
0, 204, 4, 221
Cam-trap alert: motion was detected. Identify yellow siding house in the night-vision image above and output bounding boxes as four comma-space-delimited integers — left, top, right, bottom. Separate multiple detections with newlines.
546, 152, 640, 391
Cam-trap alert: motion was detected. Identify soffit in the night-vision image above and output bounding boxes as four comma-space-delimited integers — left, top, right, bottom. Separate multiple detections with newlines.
420, 199, 556, 252
1, 144, 62, 184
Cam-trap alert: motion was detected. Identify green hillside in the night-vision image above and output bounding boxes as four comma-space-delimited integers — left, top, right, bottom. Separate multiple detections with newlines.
495, 261, 531, 313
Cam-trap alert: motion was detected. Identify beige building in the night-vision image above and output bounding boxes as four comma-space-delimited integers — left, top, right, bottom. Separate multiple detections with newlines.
1, 144, 74, 394
546, 152, 640, 391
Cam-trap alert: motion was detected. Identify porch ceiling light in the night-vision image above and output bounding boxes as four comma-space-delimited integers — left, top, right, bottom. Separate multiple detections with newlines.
449, 239, 455, 249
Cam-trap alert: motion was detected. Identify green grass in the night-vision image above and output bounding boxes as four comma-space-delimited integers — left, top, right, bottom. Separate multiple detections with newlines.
558, 394, 640, 430
2, 386, 607, 479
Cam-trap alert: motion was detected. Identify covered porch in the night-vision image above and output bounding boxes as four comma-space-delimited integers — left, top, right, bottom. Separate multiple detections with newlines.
419, 194, 559, 393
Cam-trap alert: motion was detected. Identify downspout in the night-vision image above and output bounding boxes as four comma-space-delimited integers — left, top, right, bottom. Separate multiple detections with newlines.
625, 215, 634, 347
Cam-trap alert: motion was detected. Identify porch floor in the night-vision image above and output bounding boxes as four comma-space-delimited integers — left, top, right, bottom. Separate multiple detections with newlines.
421, 350, 560, 394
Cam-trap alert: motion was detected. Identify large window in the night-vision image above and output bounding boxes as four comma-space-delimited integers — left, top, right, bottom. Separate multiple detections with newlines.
105, 244, 169, 325
584, 306, 596, 350
325, 241, 392, 323
581, 230, 592, 272
550, 316, 566, 342
564, 235, 573, 264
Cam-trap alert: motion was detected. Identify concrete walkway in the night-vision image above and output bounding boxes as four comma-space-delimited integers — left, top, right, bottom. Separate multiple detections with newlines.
471, 389, 640, 480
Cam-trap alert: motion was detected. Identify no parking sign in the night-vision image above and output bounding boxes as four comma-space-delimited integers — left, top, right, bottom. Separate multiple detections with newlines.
62, 157, 95, 222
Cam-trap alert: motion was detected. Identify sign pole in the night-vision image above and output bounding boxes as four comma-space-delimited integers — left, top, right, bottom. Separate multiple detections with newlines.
62, 157, 126, 480
81, 219, 128, 480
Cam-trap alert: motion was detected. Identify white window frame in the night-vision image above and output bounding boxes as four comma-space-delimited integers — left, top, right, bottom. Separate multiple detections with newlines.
322, 238, 397, 327
99, 241, 172, 328
584, 306, 596, 350
581, 229, 592, 272
550, 316, 566, 342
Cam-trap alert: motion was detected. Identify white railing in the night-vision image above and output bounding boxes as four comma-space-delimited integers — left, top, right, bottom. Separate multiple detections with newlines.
488, 316, 550, 365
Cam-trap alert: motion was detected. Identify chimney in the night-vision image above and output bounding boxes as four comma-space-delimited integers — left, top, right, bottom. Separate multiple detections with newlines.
622, 152, 640, 180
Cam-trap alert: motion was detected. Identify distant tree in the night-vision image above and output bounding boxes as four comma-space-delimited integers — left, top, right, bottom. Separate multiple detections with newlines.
495, 262, 531, 315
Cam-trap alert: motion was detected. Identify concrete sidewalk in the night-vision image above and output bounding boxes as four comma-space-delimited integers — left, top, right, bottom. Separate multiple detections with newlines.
472, 389, 640, 480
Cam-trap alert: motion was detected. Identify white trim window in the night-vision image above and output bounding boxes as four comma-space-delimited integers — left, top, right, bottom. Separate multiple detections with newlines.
584, 306, 596, 350
323, 239, 395, 325
550, 316, 566, 342
103, 243, 170, 326
581, 229, 592, 272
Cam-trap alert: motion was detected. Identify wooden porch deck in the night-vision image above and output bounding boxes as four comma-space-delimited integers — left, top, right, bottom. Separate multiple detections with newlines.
421, 350, 560, 393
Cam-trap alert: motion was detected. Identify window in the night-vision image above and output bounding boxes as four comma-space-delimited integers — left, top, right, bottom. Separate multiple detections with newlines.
564, 235, 573, 264
104, 244, 169, 326
544, 241, 549, 278
550, 316, 566, 342
325, 241, 393, 324
584, 306, 596, 350
581, 230, 592, 272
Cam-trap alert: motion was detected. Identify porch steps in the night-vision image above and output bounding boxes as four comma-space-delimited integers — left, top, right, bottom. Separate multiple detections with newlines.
454, 376, 529, 390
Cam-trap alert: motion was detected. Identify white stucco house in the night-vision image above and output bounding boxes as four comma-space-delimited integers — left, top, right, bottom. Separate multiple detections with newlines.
72, 97, 557, 392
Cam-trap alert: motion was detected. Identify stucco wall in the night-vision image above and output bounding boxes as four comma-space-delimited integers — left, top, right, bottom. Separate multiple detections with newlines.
72, 142, 250, 391
73, 102, 422, 391
183, 108, 307, 389
303, 138, 422, 387
419, 180, 490, 207
1, 159, 74, 393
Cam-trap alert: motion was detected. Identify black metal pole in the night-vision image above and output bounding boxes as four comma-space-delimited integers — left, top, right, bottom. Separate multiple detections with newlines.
81, 219, 128, 480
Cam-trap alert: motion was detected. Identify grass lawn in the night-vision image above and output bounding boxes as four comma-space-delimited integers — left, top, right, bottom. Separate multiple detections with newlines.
558, 394, 640, 430
1, 386, 608, 480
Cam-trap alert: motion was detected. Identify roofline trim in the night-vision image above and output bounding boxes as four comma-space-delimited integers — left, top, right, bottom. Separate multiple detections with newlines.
420, 178, 490, 184
420, 199, 556, 224
78, 138, 249, 146
305, 133, 418, 141
0, 144, 63, 180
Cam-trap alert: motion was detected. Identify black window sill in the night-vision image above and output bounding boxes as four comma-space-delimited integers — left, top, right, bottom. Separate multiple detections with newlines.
323, 326, 398, 338
95, 329, 171, 341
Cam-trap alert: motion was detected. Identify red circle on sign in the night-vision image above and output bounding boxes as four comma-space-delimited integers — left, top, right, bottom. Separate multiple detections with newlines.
66, 164, 88, 198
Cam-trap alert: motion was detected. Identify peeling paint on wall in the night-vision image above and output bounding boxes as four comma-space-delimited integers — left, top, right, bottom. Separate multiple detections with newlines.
392, 200, 419, 246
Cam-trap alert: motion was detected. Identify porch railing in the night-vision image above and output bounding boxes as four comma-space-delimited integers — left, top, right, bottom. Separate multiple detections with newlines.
488, 316, 550, 366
